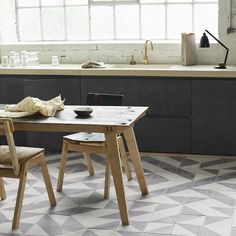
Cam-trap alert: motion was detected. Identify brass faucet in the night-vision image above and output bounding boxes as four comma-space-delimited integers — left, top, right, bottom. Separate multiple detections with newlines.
143, 40, 153, 65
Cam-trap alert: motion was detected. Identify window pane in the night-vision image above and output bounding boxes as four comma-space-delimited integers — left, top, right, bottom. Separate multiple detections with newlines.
194, 4, 218, 38
141, 5, 165, 39
41, 0, 63, 6
66, 0, 88, 5
115, 5, 139, 39
66, 6, 89, 40
91, 0, 112, 3
91, 0, 138, 2
167, 0, 191, 2
18, 8, 41, 41
17, 0, 39, 7
42, 7, 65, 40
194, 0, 217, 2
91, 6, 113, 40
167, 4, 192, 39
141, 0, 164, 3
114, 0, 137, 2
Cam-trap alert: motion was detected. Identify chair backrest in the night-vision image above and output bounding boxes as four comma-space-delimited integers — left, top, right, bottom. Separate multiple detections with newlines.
0, 118, 20, 175
87, 93, 124, 106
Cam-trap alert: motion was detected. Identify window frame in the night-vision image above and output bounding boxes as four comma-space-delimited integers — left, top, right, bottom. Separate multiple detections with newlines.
15, 0, 218, 42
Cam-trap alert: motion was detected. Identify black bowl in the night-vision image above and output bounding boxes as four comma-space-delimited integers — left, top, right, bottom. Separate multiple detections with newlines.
74, 107, 93, 117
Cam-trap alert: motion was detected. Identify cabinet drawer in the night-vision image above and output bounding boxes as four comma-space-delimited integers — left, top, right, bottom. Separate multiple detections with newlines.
81, 77, 191, 117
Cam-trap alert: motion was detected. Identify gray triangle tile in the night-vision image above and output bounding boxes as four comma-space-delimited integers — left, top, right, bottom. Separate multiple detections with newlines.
205, 216, 230, 225
176, 223, 202, 235
202, 169, 219, 175
184, 197, 208, 204
180, 158, 200, 167
201, 227, 223, 236
212, 207, 234, 217
181, 206, 205, 215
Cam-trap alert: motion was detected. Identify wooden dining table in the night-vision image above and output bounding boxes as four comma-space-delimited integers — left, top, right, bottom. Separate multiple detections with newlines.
11, 105, 149, 225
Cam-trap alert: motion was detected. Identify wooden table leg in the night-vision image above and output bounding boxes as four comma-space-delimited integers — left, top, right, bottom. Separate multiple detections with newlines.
123, 127, 148, 195
105, 129, 129, 225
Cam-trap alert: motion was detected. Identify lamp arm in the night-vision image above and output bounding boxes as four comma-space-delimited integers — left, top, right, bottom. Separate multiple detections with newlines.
205, 30, 229, 66
205, 30, 229, 51
224, 48, 229, 66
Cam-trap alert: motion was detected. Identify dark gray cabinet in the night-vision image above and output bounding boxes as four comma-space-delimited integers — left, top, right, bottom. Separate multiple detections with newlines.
192, 79, 236, 155
0, 76, 27, 145
2, 74, 236, 155
81, 76, 192, 153
24, 76, 80, 150
0, 76, 25, 104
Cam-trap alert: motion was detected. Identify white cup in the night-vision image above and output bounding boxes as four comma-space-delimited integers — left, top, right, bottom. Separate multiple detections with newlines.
9, 55, 16, 67
1, 56, 9, 67
21, 55, 28, 66
52, 56, 59, 66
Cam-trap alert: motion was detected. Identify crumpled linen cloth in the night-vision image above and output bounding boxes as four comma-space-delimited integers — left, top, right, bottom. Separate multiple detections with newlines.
0, 95, 64, 118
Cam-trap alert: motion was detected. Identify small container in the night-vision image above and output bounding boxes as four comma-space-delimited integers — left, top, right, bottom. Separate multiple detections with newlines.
52, 56, 59, 66
129, 55, 136, 65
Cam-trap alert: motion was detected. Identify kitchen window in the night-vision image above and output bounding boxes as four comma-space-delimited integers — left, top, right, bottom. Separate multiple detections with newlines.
16, 0, 218, 42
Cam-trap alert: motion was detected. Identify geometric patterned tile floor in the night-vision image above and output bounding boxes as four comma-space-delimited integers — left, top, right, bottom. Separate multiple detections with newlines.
1, 152, 236, 236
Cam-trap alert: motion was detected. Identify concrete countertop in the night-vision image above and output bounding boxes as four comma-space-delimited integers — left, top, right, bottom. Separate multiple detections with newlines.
1, 64, 236, 78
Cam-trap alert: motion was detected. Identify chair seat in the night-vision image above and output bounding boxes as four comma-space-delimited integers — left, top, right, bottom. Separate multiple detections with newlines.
63, 132, 105, 144
0, 145, 44, 165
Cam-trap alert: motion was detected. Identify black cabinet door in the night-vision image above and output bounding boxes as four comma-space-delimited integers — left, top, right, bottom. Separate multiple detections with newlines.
25, 76, 80, 105
0, 76, 26, 145
135, 117, 191, 153
0, 76, 25, 104
24, 77, 80, 151
192, 79, 236, 155
81, 77, 191, 118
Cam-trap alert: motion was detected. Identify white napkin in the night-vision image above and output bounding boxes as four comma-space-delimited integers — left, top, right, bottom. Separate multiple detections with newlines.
81, 60, 105, 68
0, 95, 64, 118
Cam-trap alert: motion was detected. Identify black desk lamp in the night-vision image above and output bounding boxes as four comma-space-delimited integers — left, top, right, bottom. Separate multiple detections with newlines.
200, 30, 229, 69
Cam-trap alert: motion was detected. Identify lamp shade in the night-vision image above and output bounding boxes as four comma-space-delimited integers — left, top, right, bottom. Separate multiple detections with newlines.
200, 32, 210, 48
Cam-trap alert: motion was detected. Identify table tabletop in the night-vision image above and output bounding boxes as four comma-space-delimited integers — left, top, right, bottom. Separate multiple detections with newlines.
12, 105, 148, 133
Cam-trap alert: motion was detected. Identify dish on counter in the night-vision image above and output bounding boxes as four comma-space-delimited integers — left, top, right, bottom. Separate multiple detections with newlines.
74, 107, 93, 117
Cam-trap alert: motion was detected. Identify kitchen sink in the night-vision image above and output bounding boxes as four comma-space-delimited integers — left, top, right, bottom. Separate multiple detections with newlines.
109, 64, 173, 69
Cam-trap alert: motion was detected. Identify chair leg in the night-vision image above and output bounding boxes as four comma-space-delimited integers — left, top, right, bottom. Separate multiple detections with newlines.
0, 177, 6, 200
40, 160, 56, 206
118, 137, 132, 181
83, 152, 95, 176
57, 141, 68, 192
12, 164, 28, 230
104, 158, 111, 199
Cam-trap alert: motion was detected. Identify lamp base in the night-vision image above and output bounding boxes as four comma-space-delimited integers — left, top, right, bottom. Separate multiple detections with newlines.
214, 63, 226, 69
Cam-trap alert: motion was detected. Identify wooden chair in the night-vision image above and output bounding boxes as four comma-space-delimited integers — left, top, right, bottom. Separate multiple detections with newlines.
57, 93, 132, 198
0, 118, 56, 230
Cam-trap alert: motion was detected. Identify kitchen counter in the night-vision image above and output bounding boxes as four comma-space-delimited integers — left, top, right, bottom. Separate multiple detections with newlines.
1, 64, 236, 78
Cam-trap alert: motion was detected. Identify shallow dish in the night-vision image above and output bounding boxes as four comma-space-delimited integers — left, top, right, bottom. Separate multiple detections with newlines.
74, 107, 93, 116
